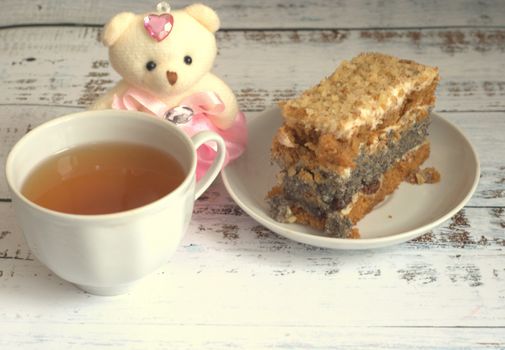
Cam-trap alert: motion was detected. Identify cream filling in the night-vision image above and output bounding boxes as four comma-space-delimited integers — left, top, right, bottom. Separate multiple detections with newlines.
400, 141, 426, 161
336, 79, 434, 140
340, 106, 428, 181
339, 141, 428, 216
340, 167, 351, 179
367, 105, 429, 153
277, 126, 296, 148
341, 191, 361, 216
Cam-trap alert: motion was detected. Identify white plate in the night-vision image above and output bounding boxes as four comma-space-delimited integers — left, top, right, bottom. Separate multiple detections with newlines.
221, 107, 480, 249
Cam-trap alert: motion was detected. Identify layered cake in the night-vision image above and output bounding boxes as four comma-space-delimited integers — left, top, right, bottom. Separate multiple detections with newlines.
267, 53, 440, 238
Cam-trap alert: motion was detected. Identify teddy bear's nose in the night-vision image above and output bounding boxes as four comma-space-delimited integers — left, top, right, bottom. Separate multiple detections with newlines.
166, 71, 178, 86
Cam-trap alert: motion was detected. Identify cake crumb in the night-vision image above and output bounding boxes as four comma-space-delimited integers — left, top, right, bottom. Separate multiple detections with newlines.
286, 215, 297, 223
406, 167, 441, 184
350, 228, 361, 239
277, 126, 296, 148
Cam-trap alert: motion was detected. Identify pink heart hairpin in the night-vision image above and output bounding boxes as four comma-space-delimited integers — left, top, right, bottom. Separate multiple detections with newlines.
144, 2, 174, 42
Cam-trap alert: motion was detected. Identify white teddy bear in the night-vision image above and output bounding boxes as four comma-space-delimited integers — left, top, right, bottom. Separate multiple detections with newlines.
91, 2, 246, 178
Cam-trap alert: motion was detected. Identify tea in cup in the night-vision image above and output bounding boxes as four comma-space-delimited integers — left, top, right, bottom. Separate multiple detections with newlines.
21, 141, 186, 215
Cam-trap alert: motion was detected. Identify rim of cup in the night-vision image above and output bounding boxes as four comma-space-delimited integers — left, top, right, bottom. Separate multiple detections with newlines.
5, 110, 197, 222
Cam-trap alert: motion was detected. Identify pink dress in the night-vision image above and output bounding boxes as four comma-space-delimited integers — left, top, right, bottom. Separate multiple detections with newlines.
112, 88, 247, 180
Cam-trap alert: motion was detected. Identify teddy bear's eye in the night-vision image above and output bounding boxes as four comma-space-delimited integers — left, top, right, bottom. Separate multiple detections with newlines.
184, 56, 192, 65
146, 61, 157, 71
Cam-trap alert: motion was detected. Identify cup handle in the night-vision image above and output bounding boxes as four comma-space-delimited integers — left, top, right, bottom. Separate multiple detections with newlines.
191, 131, 226, 200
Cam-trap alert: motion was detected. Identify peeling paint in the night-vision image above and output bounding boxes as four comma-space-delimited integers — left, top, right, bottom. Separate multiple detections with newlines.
445, 81, 478, 97
317, 30, 348, 43
491, 208, 505, 219
491, 208, 505, 230
273, 269, 296, 276
288, 31, 301, 43
445, 210, 473, 248
477, 235, 490, 246
360, 31, 403, 42
412, 231, 434, 243
193, 204, 244, 216
325, 268, 339, 275
398, 264, 437, 284
243, 31, 282, 44
87, 72, 110, 78
407, 31, 422, 45
360, 29, 505, 54
482, 81, 505, 97
237, 88, 299, 112
91, 60, 109, 69
251, 225, 271, 239
447, 264, 483, 287
482, 189, 505, 199
474, 30, 505, 52
438, 31, 469, 54
358, 267, 381, 277
217, 224, 239, 240
77, 78, 113, 106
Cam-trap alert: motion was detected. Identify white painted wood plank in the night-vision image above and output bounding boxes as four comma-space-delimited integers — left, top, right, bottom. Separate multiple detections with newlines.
1, 27, 505, 113
1, 199, 505, 328
0, 106, 503, 207
0, 323, 503, 350
1, 0, 505, 29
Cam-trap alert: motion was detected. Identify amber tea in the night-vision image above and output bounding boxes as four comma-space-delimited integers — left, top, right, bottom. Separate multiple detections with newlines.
21, 142, 186, 215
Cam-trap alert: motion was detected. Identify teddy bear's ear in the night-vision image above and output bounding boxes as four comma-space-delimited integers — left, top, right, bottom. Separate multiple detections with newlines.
184, 3, 220, 33
102, 12, 137, 47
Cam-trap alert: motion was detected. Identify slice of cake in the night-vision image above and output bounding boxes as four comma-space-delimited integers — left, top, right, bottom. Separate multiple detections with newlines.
267, 52, 440, 238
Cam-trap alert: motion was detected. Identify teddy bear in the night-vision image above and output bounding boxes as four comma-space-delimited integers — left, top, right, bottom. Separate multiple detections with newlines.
90, 2, 246, 179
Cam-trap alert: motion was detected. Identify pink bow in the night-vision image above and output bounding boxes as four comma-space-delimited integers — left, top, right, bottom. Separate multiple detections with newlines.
112, 88, 247, 180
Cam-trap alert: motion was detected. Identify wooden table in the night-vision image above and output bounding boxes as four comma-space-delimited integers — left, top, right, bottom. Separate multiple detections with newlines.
1, 1, 504, 348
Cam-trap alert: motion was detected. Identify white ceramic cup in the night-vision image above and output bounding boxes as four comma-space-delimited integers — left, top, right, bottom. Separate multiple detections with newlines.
5, 109, 226, 296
